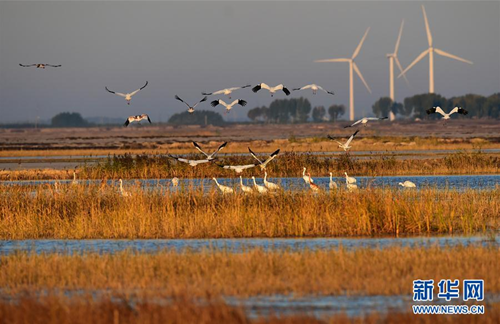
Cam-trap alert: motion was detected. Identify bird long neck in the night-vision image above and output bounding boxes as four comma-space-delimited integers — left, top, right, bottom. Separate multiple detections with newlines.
252, 177, 257, 185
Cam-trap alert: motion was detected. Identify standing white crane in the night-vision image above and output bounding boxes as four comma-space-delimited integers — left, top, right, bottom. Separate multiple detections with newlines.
118, 179, 130, 197
344, 117, 388, 128
124, 114, 152, 127
329, 172, 338, 190
252, 83, 291, 97
398, 5, 472, 93
210, 99, 247, 114
105, 81, 148, 105
302, 167, 314, 184
251, 176, 269, 194
248, 148, 280, 170
175, 95, 208, 113
399, 180, 416, 188
71, 171, 78, 185
202, 85, 251, 99
192, 141, 227, 159
307, 173, 321, 193
213, 178, 234, 194
327, 130, 359, 152
263, 172, 280, 190
171, 177, 179, 187
426, 106, 468, 120
292, 84, 335, 95
315, 28, 372, 121
344, 172, 357, 184
239, 176, 253, 194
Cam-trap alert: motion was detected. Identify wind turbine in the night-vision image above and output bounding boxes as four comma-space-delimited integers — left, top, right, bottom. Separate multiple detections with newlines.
398, 5, 472, 93
386, 20, 410, 121
315, 28, 372, 121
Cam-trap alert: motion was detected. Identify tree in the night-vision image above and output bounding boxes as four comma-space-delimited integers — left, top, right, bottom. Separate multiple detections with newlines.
51, 112, 89, 127
168, 110, 225, 126
372, 97, 403, 118
403, 93, 447, 119
247, 107, 262, 122
482, 93, 500, 119
328, 104, 345, 121
311, 106, 326, 122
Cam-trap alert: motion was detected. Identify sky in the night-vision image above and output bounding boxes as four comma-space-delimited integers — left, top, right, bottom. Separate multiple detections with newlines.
0, 1, 499, 123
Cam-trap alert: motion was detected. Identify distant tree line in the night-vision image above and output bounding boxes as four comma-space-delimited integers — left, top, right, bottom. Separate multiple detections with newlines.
167, 110, 225, 126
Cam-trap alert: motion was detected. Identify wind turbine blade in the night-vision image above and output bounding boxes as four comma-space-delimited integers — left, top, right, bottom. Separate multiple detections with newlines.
394, 56, 410, 86
422, 5, 433, 47
434, 48, 473, 64
394, 19, 404, 54
315, 58, 351, 63
398, 49, 429, 78
352, 27, 370, 59
353, 62, 371, 93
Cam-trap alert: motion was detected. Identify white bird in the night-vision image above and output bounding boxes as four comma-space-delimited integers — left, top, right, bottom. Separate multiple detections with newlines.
168, 155, 215, 167
292, 84, 334, 95
124, 114, 152, 127
19, 63, 61, 69
71, 171, 78, 185
192, 141, 227, 159
344, 117, 388, 128
347, 183, 358, 192
175, 95, 208, 113
328, 130, 359, 151
171, 177, 179, 187
105, 81, 148, 105
239, 176, 253, 193
302, 167, 314, 184
426, 106, 468, 120
399, 180, 416, 188
213, 178, 234, 194
210, 99, 247, 114
307, 173, 321, 193
252, 176, 269, 194
329, 172, 338, 190
202, 85, 251, 99
263, 171, 280, 190
344, 172, 357, 184
252, 83, 291, 97
218, 163, 258, 174
119, 179, 130, 197
248, 148, 280, 170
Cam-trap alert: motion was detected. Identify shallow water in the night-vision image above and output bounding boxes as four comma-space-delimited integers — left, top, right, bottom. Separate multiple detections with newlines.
1, 235, 497, 255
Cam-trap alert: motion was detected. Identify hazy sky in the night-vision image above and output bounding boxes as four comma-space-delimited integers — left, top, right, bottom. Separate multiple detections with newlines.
0, 1, 499, 123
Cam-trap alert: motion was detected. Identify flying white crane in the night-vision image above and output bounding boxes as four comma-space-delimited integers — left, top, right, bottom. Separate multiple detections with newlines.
315, 28, 372, 121
19, 63, 61, 69
302, 167, 314, 184
426, 106, 468, 120
118, 179, 130, 197
252, 83, 291, 97
213, 178, 234, 194
175, 95, 208, 113
344, 117, 388, 128
387, 20, 410, 121
218, 163, 258, 174
105, 81, 148, 105
329, 172, 338, 190
248, 148, 280, 170
192, 141, 227, 159
239, 176, 253, 193
399, 180, 416, 188
327, 130, 359, 151
168, 155, 215, 167
202, 85, 251, 99
263, 172, 280, 190
398, 5, 472, 93
251, 176, 269, 194
344, 172, 357, 184
292, 84, 335, 95
124, 114, 152, 127
210, 99, 247, 114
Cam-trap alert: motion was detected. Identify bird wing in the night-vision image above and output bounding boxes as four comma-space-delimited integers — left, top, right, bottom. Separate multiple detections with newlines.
317, 85, 335, 95
435, 107, 447, 117
448, 107, 459, 116
106, 87, 127, 97
240, 84, 252, 89
345, 119, 362, 128
261, 149, 280, 166
345, 130, 359, 146
45, 64, 61, 67
299, 84, 313, 90
457, 107, 468, 115
168, 155, 189, 163
248, 147, 263, 164
212, 142, 228, 156
237, 99, 247, 107
426, 107, 436, 115
124, 118, 131, 127
327, 135, 335, 141
175, 95, 191, 108
282, 86, 291, 96
210, 100, 221, 108
192, 141, 209, 157
19, 64, 37, 67
192, 96, 207, 108
129, 81, 148, 96
144, 114, 152, 123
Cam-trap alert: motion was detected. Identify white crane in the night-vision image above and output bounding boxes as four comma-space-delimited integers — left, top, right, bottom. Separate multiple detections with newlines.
344, 117, 388, 128
118, 179, 130, 197
105, 81, 148, 105
302, 167, 314, 184
329, 172, 338, 190
168, 155, 215, 167
248, 148, 280, 170
218, 163, 257, 174
19, 63, 61, 69
124, 114, 152, 127
344, 172, 357, 184
210, 99, 247, 114
292, 84, 334, 95
252, 83, 291, 97
175, 95, 207, 113
347, 182, 358, 192
398, 5, 472, 93
328, 130, 359, 151
426, 106, 468, 120
71, 171, 78, 185
213, 178, 234, 194
192, 141, 227, 159
202, 85, 251, 99
307, 173, 321, 193
171, 177, 179, 187
239, 176, 253, 193
251, 176, 269, 194
263, 171, 280, 190
399, 180, 416, 188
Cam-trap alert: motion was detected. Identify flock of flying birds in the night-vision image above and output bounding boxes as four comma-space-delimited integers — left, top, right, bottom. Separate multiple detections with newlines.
20, 62, 468, 194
